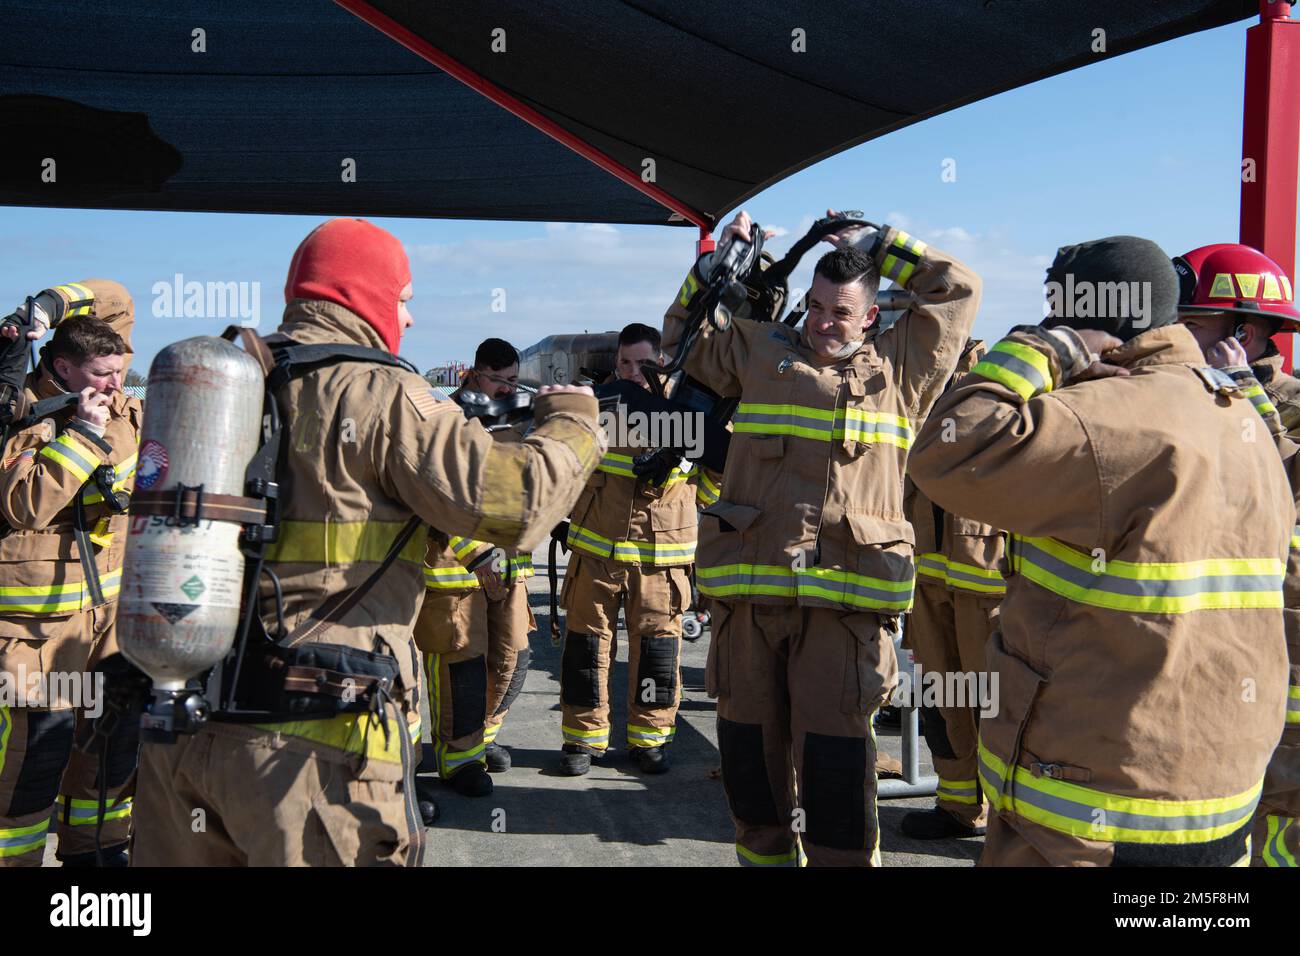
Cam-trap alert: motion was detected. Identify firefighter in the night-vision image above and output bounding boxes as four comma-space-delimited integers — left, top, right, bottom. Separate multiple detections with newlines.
416, 338, 537, 798
909, 236, 1291, 866
131, 218, 604, 866
558, 323, 710, 777
1175, 243, 1300, 867
664, 209, 980, 865
0, 282, 141, 868
900, 339, 1006, 840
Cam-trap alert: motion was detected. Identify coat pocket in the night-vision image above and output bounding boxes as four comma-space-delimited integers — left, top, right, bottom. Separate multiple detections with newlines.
703, 600, 732, 699
840, 612, 899, 714
980, 630, 1050, 795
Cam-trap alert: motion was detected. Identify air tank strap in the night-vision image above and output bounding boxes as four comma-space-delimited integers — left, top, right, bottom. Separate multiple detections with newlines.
130, 485, 268, 527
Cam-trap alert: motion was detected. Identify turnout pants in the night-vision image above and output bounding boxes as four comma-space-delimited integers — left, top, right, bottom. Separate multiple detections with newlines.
0, 606, 136, 866
414, 589, 488, 778
484, 582, 535, 747
131, 708, 424, 867
1250, 619, 1299, 867
904, 582, 1000, 827
560, 554, 689, 753
707, 600, 898, 867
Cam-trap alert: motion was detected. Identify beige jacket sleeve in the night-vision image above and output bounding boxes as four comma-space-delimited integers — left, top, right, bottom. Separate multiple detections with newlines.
908, 326, 1101, 542
1, 418, 118, 531
872, 227, 982, 420
382, 380, 607, 552
660, 259, 762, 399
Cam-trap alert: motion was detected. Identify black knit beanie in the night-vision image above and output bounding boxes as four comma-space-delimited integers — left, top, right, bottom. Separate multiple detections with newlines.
1042, 236, 1179, 342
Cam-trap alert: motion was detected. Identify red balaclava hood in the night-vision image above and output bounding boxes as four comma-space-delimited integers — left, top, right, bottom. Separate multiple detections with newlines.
285, 218, 411, 353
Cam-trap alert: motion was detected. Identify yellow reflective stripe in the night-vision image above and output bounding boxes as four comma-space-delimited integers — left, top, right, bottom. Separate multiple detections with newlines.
979, 740, 1260, 844
972, 340, 1053, 401
1262, 815, 1298, 867
81, 452, 138, 505
627, 724, 677, 747
55, 282, 95, 317
250, 711, 404, 764
597, 452, 637, 478
0, 569, 122, 613
436, 740, 485, 774
39, 431, 100, 483
448, 535, 487, 562
696, 471, 721, 506
733, 403, 913, 448
1013, 535, 1284, 613
610, 538, 696, 566
562, 724, 609, 750
1240, 383, 1277, 417
55, 795, 132, 825
736, 843, 799, 867
0, 817, 50, 857
937, 777, 981, 805
266, 520, 426, 565
880, 232, 928, 287
567, 522, 615, 558
678, 270, 700, 307
424, 566, 479, 590
1287, 684, 1300, 725
698, 562, 914, 611
915, 552, 1006, 594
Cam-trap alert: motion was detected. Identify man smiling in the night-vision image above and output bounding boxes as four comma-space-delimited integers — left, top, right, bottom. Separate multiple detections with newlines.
663, 209, 980, 866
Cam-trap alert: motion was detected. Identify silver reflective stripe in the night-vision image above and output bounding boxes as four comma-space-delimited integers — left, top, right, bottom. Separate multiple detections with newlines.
0, 824, 48, 852
733, 407, 833, 435
979, 752, 1258, 834
1019, 538, 1280, 599
980, 349, 1047, 394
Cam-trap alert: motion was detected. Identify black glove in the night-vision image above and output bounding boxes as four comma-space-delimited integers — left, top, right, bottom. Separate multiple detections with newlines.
632, 448, 681, 486
550, 520, 571, 551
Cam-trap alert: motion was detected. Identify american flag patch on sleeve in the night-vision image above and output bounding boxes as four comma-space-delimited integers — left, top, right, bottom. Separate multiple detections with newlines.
4, 448, 36, 469
405, 387, 445, 420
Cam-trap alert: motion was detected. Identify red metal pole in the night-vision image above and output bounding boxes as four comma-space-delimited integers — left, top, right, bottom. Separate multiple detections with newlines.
335, 0, 714, 233
1241, 0, 1300, 371
696, 225, 715, 258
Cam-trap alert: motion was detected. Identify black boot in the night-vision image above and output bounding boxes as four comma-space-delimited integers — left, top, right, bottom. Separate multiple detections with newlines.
485, 743, 512, 773
559, 745, 594, 777
631, 746, 670, 775
900, 807, 986, 839
448, 762, 493, 797
59, 845, 129, 868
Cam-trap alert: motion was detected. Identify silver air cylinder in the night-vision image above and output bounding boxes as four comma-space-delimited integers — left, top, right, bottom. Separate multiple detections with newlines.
118, 336, 263, 692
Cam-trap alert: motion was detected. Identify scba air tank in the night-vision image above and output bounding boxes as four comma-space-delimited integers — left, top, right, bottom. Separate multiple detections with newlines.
118, 336, 263, 692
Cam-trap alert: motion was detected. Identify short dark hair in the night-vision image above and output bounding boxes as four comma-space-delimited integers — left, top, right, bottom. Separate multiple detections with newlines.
618, 323, 661, 352
46, 316, 125, 367
813, 247, 881, 303
474, 337, 518, 371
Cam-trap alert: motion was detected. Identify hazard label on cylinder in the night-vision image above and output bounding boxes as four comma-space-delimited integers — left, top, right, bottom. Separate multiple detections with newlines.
125, 520, 245, 609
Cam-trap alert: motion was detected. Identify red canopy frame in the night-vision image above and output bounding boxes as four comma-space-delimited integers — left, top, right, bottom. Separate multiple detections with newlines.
338, 1, 1300, 320
1242, 1, 1299, 371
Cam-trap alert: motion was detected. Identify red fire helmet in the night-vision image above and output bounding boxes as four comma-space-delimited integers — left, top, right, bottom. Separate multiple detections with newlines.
1173, 243, 1300, 332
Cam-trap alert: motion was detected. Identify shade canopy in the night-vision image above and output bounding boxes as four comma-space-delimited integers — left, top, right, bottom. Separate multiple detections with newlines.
0, 0, 1254, 226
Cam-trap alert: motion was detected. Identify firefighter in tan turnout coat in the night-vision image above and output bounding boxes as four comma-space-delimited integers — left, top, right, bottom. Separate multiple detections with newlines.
132, 219, 604, 866
901, 338, 1005, 840
416, 338, 538, 799
910, 236, 1291, 866
1175, 241, 1300, 867
0, 281, 140, 867
558, 323, 708, 777
664, 210, 980, 866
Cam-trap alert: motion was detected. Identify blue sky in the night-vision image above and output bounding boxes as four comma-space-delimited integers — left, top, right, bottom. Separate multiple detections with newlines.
0, 20, 1291, 373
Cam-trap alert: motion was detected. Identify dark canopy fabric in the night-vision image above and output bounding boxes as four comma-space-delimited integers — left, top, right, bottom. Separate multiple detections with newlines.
0, 0, 1253, 226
